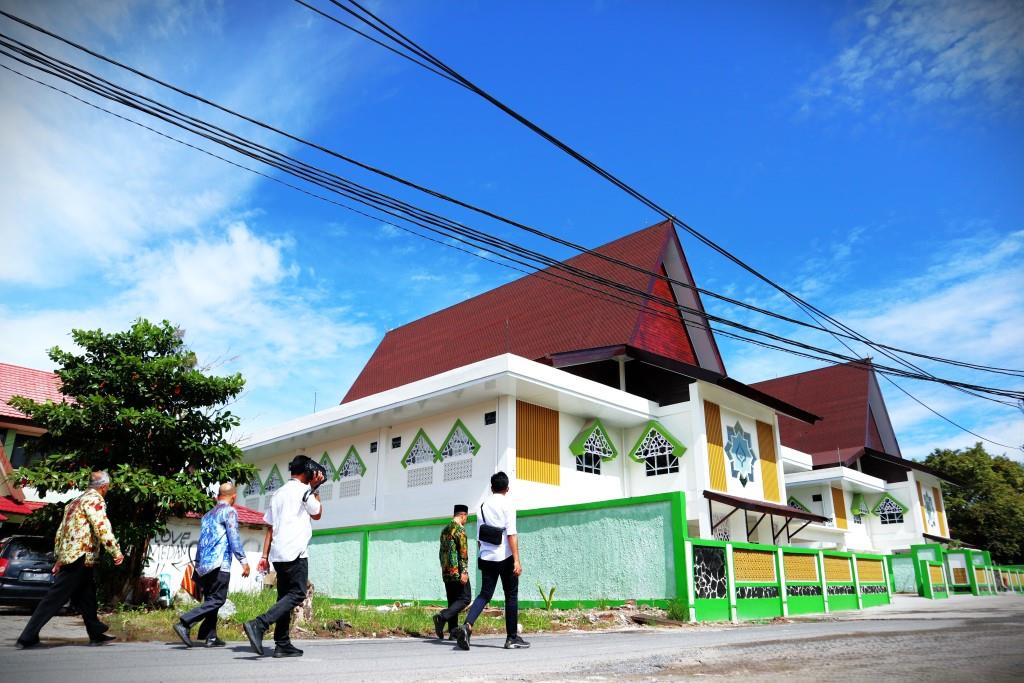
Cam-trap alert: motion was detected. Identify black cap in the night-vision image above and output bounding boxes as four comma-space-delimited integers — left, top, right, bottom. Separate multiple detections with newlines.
453, 504, 469, 515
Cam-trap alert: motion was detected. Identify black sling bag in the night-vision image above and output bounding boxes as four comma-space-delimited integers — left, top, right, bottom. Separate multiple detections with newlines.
478, 503, 504, 546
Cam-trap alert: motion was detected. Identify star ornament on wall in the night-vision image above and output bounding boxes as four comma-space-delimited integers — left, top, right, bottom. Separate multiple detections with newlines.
724, 421, 757, 487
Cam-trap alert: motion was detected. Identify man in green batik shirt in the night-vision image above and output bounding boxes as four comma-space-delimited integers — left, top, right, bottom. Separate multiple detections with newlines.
433, 504, 470, 640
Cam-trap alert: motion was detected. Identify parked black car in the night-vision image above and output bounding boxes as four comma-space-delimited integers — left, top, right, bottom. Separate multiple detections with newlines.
0, 535, 55, 605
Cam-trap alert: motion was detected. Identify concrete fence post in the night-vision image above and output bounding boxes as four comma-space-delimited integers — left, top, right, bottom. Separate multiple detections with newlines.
777, 547, 788, 617
725, 543, 737, 624
819, 550, 830, 614
851, 554, 863, 610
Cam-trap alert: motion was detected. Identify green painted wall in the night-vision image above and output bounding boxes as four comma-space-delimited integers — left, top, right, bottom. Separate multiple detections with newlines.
308, 533, 363, 600
861, 590, 890, 607
787, 594, 825, 615
365, 524, 451, 601
828, 591, 859, 612
695, 598, 729, 621
736, 598, 782, 620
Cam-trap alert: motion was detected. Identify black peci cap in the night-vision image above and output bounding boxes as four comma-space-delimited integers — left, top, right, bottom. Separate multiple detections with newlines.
453, 504, 469, 515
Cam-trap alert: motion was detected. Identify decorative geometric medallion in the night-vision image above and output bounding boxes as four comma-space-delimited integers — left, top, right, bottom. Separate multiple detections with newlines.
263, 464, 284, 494
570, 419, 618, 475
401, 429, 438, 469
339, 446, 367, 478
922, 489, 937, 528
724, 421, 757, 486
628, 421, 685, 477
439, 420, 480, 461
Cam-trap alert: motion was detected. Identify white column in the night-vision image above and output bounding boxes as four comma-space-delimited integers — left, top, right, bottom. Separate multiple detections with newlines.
777, 547, 788, 617
819, 551, 830, 613
684, 541, 696, 622
851, 554, 863, 610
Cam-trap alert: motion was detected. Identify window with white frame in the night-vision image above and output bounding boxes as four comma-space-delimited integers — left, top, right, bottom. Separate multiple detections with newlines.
576, 429, 614, 475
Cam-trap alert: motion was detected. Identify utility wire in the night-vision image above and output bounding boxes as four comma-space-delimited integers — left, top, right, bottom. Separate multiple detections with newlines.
2, 35, 1021, 409
2, 8, 1019, 382
309, 0, 1024, 449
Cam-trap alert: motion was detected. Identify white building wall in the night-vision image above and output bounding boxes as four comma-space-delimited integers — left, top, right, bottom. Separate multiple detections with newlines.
144, 517, 265, 595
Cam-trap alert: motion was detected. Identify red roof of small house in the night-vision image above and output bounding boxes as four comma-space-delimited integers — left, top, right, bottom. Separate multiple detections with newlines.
751, 360, 901, 467
0, 497, 47, 516
343, 220, 725, 402
0, 363, 65, 421
185, 503, 267, 526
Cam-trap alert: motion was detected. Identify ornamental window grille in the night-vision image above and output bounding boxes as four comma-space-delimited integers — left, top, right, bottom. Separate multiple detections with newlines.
444, 458, 473, 481
319, 455, 337, 481
243, 479, 261, 497
441, 425, 476, 460
407, 466, 433, 487
576, 429, 614, 474
853, 514, 863, 524
338, 479, 360, 498
263, 467, 284, 494
878, 497, 904, 525
636, 429, 678, 476
405, 435, 434, 467
340, 456, 362, 478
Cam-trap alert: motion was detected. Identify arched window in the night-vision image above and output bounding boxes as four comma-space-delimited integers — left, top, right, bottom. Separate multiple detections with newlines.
628, 422, 685, 477
570, 420, 618, 475
876, 497, 905, 525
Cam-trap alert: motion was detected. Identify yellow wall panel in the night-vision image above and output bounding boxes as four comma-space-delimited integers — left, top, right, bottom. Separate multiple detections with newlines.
825, 555, 852, 582
856, 558, 884, 583
929, 565, 944, 585
933, 486, 948, 537
755, 420, 780, 502
733, 549, 776, 583
704, 401, 727, 492
830, 487, 848, 530
975, 568, 988, 585
783, 553, 818, 582
515, 401, 560, 486
953, 568, 968, 584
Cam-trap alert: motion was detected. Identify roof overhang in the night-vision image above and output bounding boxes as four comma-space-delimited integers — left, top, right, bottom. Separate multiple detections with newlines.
545, 345, 821, 424
785, 465, 887, 494
241, 353, 657, 461
811, 447, 958, 485
703, 490, 829, 524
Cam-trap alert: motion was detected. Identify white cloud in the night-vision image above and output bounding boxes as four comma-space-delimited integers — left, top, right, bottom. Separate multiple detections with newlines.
724, 228, 1023, 459
0, 222, 377, 430
800, 0, 1024, 114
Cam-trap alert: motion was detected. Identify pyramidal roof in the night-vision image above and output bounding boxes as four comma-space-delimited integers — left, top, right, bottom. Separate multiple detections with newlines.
751, 359, 902, 466
343, 220, 725, 402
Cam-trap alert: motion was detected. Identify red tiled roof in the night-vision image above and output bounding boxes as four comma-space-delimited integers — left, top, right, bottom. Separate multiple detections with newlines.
751, 361, 885, 467
0, 362, 65, 421
0, 497, 47, 515
0, 512, 7, 522
185, 503, 267, 526
343, 221, 720, 402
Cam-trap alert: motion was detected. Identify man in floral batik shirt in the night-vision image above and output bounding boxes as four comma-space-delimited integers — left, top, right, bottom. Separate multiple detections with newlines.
433, 504, 470, 640
16, 471, 124, 649
173, 482, 250, 648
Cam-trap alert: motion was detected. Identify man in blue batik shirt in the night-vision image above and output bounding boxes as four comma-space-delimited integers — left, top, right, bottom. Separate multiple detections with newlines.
173, 483, 251, 648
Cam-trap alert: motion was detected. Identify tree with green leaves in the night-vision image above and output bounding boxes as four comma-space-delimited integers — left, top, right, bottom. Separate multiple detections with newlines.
8, 319, 256, 600
924, 443, 1024, 564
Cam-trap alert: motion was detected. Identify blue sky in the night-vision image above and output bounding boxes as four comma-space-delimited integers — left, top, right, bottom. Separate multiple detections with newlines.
1, 0, 1021, 460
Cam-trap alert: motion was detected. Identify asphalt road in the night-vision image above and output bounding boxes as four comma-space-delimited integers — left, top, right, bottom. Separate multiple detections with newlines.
2, 595, 1022, 682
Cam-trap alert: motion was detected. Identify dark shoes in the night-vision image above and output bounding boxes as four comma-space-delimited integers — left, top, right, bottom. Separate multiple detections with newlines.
273, 643, 304, 658
504, 635, 530, 649
172, 622, 192, 648
454, 624, 471, 651
88, 633, 117, 646
203, 637, 226, 648
242, 619, 266, 656
432, 613, 445, 640
15, 638, 40, 650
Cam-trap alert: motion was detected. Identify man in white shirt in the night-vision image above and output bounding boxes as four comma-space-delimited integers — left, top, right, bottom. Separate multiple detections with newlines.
455, 471, 530, 650
243, 455, 324, 658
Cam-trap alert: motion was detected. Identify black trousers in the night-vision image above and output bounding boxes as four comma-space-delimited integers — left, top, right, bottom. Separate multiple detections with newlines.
18, 556, 105, 644
438, 579, 472, 632
465, 556, 519, 637
255, 558, 307, 645
179, 569, 230, 641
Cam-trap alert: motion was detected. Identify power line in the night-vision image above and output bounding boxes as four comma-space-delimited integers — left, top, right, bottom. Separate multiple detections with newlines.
304, 0, 1024, 448
2, 32, 1021, 407
2, 9, 1019, 384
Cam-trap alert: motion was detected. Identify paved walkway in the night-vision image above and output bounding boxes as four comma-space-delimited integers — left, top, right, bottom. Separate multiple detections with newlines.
1, 595, 1021, 682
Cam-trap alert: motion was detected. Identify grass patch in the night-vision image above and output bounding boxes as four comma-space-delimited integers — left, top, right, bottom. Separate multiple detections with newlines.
105, 589, 646, 642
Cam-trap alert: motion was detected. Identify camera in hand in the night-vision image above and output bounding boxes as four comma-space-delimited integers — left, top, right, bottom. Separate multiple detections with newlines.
289, 454, 327, 501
